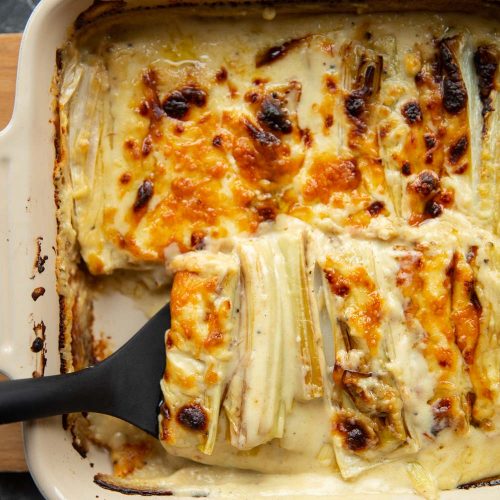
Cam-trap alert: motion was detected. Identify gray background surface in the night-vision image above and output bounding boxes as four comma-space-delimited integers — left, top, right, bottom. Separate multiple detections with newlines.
0, 0, 40, 32
1, 2, 48, 497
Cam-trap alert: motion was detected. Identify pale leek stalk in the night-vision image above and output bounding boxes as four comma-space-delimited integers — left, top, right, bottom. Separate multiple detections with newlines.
159, 251, 240, 455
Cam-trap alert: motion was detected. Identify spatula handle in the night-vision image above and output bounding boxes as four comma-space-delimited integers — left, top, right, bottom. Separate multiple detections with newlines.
0, 366, 107, 424
0, 303, 170, 435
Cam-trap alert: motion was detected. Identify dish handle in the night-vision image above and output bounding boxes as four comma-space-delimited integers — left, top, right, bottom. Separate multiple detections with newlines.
0, 122, 28, 378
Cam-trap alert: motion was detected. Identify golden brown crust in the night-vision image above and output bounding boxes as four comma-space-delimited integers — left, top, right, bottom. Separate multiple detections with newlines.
53, 61, 95, 375
53, 38, 97, 458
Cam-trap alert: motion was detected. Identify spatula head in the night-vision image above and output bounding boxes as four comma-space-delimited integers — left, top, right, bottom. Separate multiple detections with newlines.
95, 304, 171, 437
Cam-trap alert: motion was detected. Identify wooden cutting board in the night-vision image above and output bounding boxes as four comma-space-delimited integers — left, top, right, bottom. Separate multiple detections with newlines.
0, 34, 21, 129
0, 32, 29, 471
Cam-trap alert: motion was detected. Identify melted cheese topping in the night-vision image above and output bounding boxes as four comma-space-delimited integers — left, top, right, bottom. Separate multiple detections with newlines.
57, 7, 500, 497
158, 213, 500, 477
59, 11, 499, 274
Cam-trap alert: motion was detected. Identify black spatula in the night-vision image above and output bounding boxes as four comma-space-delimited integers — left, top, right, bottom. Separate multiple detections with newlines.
0, 303, 170, 437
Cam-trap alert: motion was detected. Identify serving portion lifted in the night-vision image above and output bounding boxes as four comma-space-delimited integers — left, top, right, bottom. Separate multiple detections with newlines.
54, 7, 500, 496
160, 215, 499, 483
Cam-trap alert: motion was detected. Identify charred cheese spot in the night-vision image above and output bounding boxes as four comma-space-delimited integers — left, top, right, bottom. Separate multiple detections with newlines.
163, 92, 189, 119
124, 138, 141, 160
334, 411, 378, 452
474, 45, 498, 125
434, 189, 454, 208
442, 80, 468, 115
474, 46, 498, 104
257, 95, 292, 134
401, 100, 423, 124
301, 128, 313, 148
339, 420, 370, 451
119, 172, 131, 184
190, 231, 206, 250
325, 75, 337, 92
163, 86, 207, 120
401, 162, 412, 176
244, 120, 280, 147
344, 55, 383, 133
449, 135, 468, 164
140, 69, 165, 127
453, 162, 468, 175
424, 199, 443, 218
166, 331, 174, 350
254, 198, 278, 222
469, 286, 482, 313
181, 86, 208, 107
438, 38, 468, 115
215, 66, 228, 83
424, 133, 437, 150
177, 404, 208, 431
407, 170, 453, 224
408, 171, 440, 197
133, 179, 154, 212
228, 116, 303, 185
367, 200, 384, 216
345, 93, 366, 118
212, 135, 223, 147
324, 269, 350, 297
255, 37, 306, 67
141, 134, 153, 156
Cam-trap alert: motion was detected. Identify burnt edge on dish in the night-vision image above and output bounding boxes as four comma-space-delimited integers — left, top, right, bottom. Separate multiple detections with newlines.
94, 473, 174, 496
31, 286, 46, 301
459, 475, 500, 489
73, 0, 500, 32
31, 320, 47, 378
53, 39, 96, 375
53, 36, 96, 459
31, 236, 48, 278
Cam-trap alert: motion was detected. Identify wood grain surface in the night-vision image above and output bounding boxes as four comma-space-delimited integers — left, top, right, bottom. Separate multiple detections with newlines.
0, 34, 21, 129
0, 32, 29, 472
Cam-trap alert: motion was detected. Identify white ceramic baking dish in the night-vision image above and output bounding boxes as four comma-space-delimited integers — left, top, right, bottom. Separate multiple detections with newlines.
0, 1, 156, 497
0, 0, 499, 498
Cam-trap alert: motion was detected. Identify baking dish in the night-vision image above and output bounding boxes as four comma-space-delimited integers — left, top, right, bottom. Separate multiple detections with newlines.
0, 0, 499, 498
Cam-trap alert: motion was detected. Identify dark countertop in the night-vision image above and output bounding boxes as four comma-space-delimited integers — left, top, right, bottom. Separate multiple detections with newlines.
0, 0, 40, 33
1, 4, 44, 498
0, 472, 43, 500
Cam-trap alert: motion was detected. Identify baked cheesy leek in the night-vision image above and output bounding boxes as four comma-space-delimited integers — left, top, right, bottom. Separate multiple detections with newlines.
55, 4, 500, 497
159, 215, 499, 481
